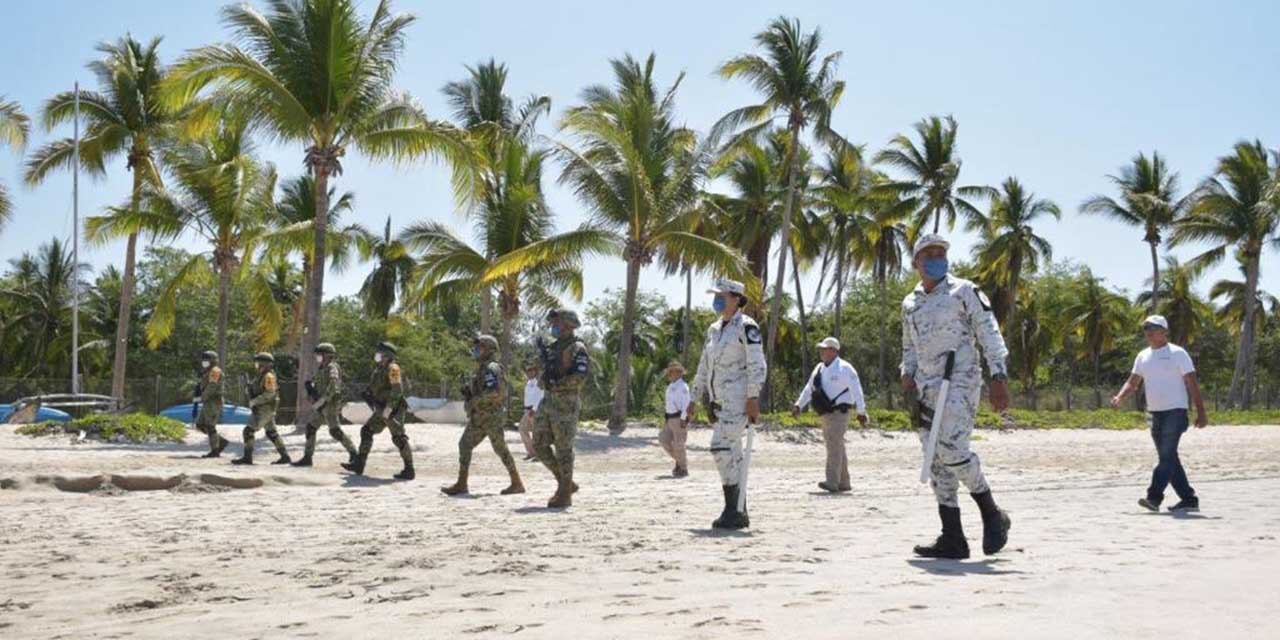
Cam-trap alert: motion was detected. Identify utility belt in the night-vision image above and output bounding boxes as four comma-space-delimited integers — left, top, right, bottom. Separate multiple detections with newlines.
664, 411, 683, 419
817, 403, 854, 416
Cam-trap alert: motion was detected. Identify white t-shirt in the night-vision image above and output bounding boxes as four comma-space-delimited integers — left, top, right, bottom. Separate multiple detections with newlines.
523, 379, 544, 411
1131, 344, 1196, 411
665, 379, 691, 420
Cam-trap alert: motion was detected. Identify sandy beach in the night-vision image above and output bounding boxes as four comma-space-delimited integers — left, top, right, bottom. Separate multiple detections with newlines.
2, 421, 1278, 639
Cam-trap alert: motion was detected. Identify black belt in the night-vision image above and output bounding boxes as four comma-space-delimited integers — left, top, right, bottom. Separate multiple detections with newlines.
664, 411, 683, 419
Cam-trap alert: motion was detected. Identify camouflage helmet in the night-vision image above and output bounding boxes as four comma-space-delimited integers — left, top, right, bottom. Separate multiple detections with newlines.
474, 334, 499, 351
200, 350, 219, 362
253, 352, 275, 364
376, 340, 397, 355
548, 308, 581, 329
315, 342, 337, 356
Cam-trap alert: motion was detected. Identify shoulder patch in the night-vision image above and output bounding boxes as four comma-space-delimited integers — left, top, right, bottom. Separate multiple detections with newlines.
482, 367, 500, 390
209, 367, 222, 383
976, 289, 992, 312
573, 349, 590, 374
744, 323, 762, 345
388, 363, 402, 385
328, 363, 341, 381
264, 372, 277, 391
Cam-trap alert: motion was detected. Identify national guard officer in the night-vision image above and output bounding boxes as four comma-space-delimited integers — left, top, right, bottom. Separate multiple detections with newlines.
689, 279, 767, 530
342, 341, 415, 480
901, 234, 1012, 559
442, 335, 524, 496
292, 342, 357, 467
533, 309, 589, 508
232, 352, 291, 465
193, 350, 230, 458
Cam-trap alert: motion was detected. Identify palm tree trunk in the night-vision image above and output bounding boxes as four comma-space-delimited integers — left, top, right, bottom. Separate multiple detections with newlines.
1093, 352, 1102, 409
608, 258, 643, 434
682, 268, 692, 364
498, 284, 516, 375
812, 243, 831, 310
834, 225, 846, 341
763, 119, 804, 410
287, 258, 310, 352
877, 273, 890, 410
479, 286, 492, 334
297, 166, 331, 426
109, 167, 146, 404
216, 262, 230, 362
791, 245, 811, 375
1229, 256, 1261, 408
1148, 239, 1160, 313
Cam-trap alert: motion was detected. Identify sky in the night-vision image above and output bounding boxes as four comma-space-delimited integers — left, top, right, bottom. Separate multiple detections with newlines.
2, 0, 1279, 320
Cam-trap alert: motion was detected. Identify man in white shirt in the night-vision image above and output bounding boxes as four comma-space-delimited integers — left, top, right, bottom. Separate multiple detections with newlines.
519, 362, 543, 461
792, 337, 868, 493
1111, 315, 1208, 513
660, 361, 692, 478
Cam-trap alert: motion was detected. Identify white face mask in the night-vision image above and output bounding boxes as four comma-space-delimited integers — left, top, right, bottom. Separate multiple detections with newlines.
374, 353, 383, 364
315, 355, 324, 365
201, 360, 210, 369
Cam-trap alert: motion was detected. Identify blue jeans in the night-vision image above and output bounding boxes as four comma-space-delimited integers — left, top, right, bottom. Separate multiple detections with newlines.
1147, 409, 1195, 503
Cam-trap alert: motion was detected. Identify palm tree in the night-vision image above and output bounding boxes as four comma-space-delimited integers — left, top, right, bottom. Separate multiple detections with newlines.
1137, 256, 1212, 347
0, 238, 94, 378
1080, 151, 1188, 311
1211, 254, 1279, 402
713, 16, 844, 401
1064, 269, 1132, 408
707, 137, 782, 292
874, 115, 993, 235
1008, 287, 1051, 409
1172, 140, 1278, 408
561, 53, 748, 432
0, 97, 30, 232
25, 35, 179, 403
854, 189, 910, 408
814, 140, 877, 339
970, 177, 1061, 327
358, 217, 414, 319
123, 112, 281, 359
164, 0, 474, 422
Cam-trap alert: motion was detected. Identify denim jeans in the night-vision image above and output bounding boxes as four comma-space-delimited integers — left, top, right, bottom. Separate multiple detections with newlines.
1147, 409, 1195, 503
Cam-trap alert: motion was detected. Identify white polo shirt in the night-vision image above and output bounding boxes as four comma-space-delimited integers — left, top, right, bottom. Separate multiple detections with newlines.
523, 379, 544, 412
665, 379, 691, 420
1132, 344, 1196, 411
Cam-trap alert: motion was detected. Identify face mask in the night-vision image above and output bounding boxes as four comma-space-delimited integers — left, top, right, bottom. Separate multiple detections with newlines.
374, 353, 383, 364
550, 325, 561, 338
201, 360, 210, 369
315, 355, 324, 365
471, 346, 482, 359
922, 257, 949, 281
712, 295, 727, 314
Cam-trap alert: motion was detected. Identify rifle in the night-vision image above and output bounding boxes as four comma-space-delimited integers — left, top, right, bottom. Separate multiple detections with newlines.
240, 373, 254, 415
305, 379, 320, 402
535, 336, 561, 386
192, 383, 203, 420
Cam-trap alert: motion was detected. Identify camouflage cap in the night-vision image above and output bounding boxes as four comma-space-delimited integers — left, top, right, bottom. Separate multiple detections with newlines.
253, 352, 275, 363
707, 278, 746, 296
912, 233, 950, 257
474, 334, 498, 351
200, 350, 219, 361
315, 342, 337, 355
376, 340, 397, 355
548, 308, 581, 329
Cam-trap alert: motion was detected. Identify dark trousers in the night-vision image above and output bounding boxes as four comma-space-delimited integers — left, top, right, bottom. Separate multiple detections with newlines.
1147, 409, 1195, 503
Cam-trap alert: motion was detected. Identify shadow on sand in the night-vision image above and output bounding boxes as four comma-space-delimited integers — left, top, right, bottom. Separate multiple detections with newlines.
340, 474, 400, 488
907, 558, 1024, 576
687, 527, 754, 539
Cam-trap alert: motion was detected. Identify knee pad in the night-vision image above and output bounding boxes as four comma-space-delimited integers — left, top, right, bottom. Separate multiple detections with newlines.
391, 433, 410, 450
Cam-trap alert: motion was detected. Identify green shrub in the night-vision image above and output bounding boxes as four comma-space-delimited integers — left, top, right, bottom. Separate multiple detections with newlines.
16, 413, 187, 443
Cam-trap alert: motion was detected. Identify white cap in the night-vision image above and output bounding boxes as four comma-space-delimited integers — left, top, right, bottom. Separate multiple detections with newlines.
912, 233, 950, 257
1143, 315, 1168, 330
816, 337, 841, 350
707, 278, 746, 296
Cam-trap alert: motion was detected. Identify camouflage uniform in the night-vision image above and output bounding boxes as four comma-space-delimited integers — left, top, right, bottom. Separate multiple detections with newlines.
296, 345, 357, 466
443, 336, 523, 495
691, 309, 768, 487
194, 352, 230, 456
901, 273, 1008, 508
347, 343, 413, 479
236, 355, 291, 464
534, 311, 589, 506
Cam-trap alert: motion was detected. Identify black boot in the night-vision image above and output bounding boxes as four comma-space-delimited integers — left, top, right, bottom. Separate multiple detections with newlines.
971, 491, 1011, 555
913, 505, 970, 559
230, 449, 253, 465
290, 455, 313, 467
342, 431, 372, 475
341, 454, 366, 475
271, 453, 292, 465
393, 464, 415, 481
712, 485, 739, 529
205, 436, 229, 458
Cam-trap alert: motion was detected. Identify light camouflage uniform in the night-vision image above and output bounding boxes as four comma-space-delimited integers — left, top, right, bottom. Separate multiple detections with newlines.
303, 360, 356, 458
244, 370, 289, 458
691, 310, 768, 485
533, 336, 589, 481
195, 366, 229, 450
460, 355, 518, 472
901, 274, 1009, 508
358, 361, 412, 466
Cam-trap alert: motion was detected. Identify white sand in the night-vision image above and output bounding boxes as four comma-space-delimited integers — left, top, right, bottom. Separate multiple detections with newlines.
2, 422, 1278, 639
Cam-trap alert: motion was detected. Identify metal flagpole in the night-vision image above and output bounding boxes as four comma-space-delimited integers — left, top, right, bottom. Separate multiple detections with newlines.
71, 82, 80, 395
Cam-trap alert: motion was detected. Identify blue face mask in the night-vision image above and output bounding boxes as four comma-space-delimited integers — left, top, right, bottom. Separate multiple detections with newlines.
712, 295, 727, 314
550, 325, 561, 338
923, 257, 949, 281
471, 346, 482, 359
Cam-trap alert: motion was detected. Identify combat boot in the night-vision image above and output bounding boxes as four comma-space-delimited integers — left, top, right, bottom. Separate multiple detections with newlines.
441, 466, 469, 495
206, 436, 229, 458
230, 449, 253, 465
271, 453, 292, 465
913, 505, 970, 559
500, 463, 525, 495
341, 453, 366, 475
971, 491, 1011, 555
547, 474, 572, 508
712, 485, 738, 529
290, 455, 313, 467
393, 464, 415, 481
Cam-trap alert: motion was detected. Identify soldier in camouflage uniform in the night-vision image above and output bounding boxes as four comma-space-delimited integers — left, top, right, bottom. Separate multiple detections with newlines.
342, 341, 415, 480
441, 335, 525, 496
232, 352, 291, 465
292, 342, 357, 467
690, 279, 767, 530
901, 234, 1012, 559
193, 350, 230, 457
533, 309, 589, 508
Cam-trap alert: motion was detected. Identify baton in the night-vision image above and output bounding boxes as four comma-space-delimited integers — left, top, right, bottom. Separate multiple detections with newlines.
737, 419, 755, 512
920, 351, 956, 484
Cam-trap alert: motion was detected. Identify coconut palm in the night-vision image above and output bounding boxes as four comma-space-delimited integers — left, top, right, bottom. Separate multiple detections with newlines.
707, 137, 781, 291
853, 188, 910, 408
1210, 255, 1279, 397
970, 177, 1061, 327
25, 35, 180, 403
163, 0, 474, 421
358, 217, 414, 319
560, 53, 748, 432
1172, 140, 1278, 408
1064, 269, 1132, 408
814, 140, 878, 339
1080, 151, 1189, 311
1008, 287, 1052, 409
123, 112, 281, 358
713, 16, 844, 397
873, 115, 993, 235
0, 238, 94, 378
0, 97, 30, 232
1137, 256, 1213, 347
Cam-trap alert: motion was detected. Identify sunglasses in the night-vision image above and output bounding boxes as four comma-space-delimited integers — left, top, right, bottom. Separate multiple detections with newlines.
1142, 324, 1165, 331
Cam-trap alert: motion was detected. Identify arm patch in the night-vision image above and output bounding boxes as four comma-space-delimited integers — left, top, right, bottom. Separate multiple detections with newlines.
744, 324, 762, 345
388, 363, 402, 385
209, 367, 222, 383
264, 372, 277, 391
573, 349, 590, 374
482, 367, 500, 391
976, 289, 993, 312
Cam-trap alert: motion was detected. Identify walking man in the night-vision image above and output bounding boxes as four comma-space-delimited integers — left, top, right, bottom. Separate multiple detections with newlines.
659, 361, 692, 478
792, 337, 868, 493
292, 342, 357, 467
232, 352, 291, 466
1111, 315, 1208, 513
342, 341, 415, 480
690, 279, 767, 530
901, 234, 1011, 559
442, 335, 525, 496
519, 362, 543, 461
533, 309, 589, 508
193, 350, 231, 458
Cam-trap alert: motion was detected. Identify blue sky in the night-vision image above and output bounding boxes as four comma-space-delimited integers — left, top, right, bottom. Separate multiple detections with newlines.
3, 0, 1279, 318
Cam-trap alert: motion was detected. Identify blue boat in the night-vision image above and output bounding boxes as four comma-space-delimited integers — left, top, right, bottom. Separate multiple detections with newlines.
160, 403, 253, 425
0, 404, 73, 423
